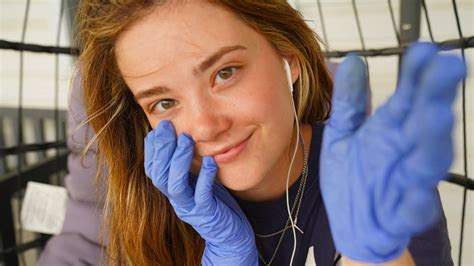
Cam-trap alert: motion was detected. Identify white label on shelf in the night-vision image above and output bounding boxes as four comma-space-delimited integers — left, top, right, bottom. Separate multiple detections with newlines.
20, 181, 67, 235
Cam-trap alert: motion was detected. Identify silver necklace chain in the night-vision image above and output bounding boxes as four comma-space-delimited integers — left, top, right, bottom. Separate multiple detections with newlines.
257, 131, 309, 266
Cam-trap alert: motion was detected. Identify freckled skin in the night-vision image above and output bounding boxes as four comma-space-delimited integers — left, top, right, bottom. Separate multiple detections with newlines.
115, 1, 310, 201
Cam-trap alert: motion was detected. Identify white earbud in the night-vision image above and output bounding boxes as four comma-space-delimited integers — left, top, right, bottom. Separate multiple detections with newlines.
283, 58, 294, 93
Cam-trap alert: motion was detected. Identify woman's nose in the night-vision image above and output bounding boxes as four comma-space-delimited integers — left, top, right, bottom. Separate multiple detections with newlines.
182, 94, 231, 143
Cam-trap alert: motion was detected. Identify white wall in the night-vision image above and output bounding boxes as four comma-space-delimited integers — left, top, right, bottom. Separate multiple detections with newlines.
1, 0, 73, 110
1, 0, 473, 265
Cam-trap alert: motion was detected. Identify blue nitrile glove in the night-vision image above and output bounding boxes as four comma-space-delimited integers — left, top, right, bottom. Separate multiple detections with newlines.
144, 120, 258, 265
320, 43, 466, 263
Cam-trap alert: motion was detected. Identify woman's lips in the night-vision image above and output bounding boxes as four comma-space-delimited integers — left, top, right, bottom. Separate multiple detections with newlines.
213, 135, 251, 164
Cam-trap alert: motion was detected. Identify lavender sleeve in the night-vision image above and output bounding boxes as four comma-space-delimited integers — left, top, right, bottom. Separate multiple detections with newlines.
37, 74, 107, 266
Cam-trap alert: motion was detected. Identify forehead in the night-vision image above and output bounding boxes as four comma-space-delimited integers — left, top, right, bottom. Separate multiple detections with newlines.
115, 1, 261, 77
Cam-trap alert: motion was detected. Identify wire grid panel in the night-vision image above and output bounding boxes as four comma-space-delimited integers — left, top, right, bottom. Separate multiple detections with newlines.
294, 1, 473, 265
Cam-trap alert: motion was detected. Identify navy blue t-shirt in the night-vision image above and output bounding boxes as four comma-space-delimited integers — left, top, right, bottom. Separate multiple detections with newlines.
235, 123, 453, 266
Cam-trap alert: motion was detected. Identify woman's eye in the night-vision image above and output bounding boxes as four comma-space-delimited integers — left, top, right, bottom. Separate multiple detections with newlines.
153, 99, 177, 113
215, 67, 236, 84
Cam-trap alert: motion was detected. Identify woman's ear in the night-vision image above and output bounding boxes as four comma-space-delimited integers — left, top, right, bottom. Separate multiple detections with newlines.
284, 55, 300, 85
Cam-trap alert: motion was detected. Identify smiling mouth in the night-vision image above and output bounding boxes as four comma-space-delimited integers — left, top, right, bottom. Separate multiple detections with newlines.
213, 134, 252, 164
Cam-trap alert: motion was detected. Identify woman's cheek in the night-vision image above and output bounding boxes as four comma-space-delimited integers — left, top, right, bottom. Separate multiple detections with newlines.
247, 94, 282, 120
145, 113, 159, 129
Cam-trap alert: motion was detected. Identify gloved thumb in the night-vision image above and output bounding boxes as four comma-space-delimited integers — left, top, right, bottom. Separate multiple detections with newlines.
328, 55, 369, 137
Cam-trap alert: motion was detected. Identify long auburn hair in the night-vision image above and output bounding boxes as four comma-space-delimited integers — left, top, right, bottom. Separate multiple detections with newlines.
76, 0, 332, 264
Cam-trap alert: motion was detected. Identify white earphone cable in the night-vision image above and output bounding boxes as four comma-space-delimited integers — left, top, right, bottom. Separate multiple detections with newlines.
283, 58, 299, 266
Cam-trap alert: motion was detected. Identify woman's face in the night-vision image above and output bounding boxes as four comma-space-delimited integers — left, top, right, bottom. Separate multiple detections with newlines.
116, 1, 300, 199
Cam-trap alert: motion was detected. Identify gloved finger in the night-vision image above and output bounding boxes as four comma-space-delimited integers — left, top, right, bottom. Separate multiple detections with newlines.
400, 55, 465, 186
327, 55, 369, 138
414, 54, 465, 106
384, 187, 440, 236
148, 120, 177, 195
405, 55, 465, 136
194, 156, 218, 212
380, 105, 452, 225
402, 104, 454, 187
168, 133, 195, 211
381, 43, 439, 125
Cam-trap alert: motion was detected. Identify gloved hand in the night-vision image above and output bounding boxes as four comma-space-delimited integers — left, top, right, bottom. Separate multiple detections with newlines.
144, 120, 258, 265
320, 43, 466, 263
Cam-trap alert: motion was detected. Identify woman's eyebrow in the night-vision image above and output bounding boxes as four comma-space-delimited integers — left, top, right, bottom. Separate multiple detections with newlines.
134, 85, 170, 101
194, 45, 247, 75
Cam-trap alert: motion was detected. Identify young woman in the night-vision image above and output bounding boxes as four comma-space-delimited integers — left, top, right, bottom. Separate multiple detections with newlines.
76, 0, 465, 265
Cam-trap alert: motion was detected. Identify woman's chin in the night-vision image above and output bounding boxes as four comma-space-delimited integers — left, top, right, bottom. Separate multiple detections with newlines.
216, 166, 264, 195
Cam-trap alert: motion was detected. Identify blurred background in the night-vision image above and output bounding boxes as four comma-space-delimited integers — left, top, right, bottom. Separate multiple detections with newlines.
1, 0, 473, 265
